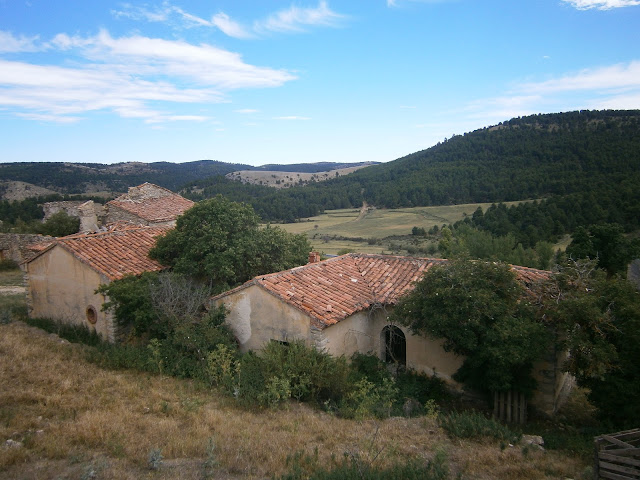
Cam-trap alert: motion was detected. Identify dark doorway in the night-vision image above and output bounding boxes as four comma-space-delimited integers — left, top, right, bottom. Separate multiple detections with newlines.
383, 325, 406, 366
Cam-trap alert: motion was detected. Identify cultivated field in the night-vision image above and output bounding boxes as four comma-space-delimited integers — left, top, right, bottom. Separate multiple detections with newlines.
227, 165, 372, 189
273, 203, 515, 256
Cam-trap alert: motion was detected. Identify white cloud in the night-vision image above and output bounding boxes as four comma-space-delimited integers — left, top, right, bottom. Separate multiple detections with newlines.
387, 0, 456, 7
257, 1, 344, 33
459, 60, 640, 128
0, 31, 41, 52
0, 30, 296, 123
519, 61, 640, 94
211, 13, 254, 39
561, 0, 640, 10
112, 2, 345, 39
111, 2, 211, 28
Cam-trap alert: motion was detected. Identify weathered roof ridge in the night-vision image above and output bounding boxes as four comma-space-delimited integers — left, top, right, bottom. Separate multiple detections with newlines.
107, 183, 194, 223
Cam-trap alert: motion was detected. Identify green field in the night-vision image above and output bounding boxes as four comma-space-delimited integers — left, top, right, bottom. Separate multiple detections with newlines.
273, 202, 512, 256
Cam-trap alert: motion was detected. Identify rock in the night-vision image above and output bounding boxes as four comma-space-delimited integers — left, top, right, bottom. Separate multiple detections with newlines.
521, 434, 545, 449
5, 439, 23, 448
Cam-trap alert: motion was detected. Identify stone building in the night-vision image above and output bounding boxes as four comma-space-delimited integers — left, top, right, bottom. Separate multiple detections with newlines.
211, 253, 572, 416
24, 224, 168, 341
105, 183, 194, 227
42, 200, 104, 233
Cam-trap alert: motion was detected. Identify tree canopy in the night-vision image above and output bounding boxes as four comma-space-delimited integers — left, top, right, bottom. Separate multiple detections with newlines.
392, 258, 548, 394
149, 195, 311, 292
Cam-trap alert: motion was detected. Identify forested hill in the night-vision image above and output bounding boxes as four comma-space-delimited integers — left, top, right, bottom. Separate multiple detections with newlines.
202, 110, 639, 222
0, 160, 248, 195
0, 160, 376, 196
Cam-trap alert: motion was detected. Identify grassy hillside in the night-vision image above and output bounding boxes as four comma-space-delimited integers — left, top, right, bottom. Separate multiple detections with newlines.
0, 321, 590, 480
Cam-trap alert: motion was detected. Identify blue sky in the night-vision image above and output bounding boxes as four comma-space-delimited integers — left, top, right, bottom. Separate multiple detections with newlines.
1, 0, 639, 166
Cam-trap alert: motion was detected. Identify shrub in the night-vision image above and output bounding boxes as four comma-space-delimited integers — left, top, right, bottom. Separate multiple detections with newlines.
280, 448, 450, 480
438, 410, 520, 443
340, 377, 398, 420
23, 317, 103, 346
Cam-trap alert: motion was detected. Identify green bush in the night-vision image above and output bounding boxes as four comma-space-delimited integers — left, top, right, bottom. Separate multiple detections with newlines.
23, 317, 103, 346
349, 353, 452, 417
280, 448, 450, 480
439, 410, 520, 443
340, 377, 398, 420
233, 341, 352, 408
0, 294, 27, 323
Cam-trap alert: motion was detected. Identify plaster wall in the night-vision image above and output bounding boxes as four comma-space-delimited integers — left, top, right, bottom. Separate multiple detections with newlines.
213, 286, 312, 352
26, 246, 115, 341
322, 308, 464, 385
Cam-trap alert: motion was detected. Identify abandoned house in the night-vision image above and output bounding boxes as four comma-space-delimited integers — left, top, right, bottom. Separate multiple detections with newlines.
210, 252, 572, 416
24, 223, 168, 342
105, 182, 194, 227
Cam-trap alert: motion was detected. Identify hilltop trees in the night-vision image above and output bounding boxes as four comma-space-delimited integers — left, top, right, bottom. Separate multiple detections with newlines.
149, 195, 311, 292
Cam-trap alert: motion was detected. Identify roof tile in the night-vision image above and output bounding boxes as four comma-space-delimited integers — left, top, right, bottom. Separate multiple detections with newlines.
214, 254, 550, 329
31, 224, 169, 281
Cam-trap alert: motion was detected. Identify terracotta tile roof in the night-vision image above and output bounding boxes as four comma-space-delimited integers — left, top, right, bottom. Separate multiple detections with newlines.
213, 254, 550, 330
107, 183, 194, 223
28, 224, 169, 281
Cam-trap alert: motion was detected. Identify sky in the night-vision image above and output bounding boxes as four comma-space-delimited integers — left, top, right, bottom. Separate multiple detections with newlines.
1, 0, 639, 167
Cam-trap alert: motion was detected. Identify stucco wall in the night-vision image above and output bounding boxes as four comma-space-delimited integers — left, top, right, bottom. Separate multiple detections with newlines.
213, 286, 312, 352
322, 307, 464, 386
25, 246, 115, 341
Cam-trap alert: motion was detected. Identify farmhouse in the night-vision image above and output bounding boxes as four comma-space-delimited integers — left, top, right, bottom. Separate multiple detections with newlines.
24, 223, 168, 342
105, 182, 194, 227
211, 253, 572, 416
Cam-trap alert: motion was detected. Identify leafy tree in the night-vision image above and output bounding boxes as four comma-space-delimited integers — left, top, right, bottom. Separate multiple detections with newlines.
40, 211, 80, 237
566, 223, 640, 276
392, 257, 548, 395
149, 195, 310, 292
539, 259, 640, 428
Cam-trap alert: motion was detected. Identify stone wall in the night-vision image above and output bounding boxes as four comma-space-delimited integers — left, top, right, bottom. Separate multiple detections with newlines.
0, 233, 53, 266
43, 200, 103, 233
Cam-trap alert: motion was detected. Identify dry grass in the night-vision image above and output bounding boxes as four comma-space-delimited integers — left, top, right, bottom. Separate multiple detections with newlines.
227, 165, 371, 189
0, 322, 589, 479
0, 269, 24, 288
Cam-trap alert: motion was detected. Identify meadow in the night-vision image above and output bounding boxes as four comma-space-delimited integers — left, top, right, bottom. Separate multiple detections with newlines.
273, 202, 522, 256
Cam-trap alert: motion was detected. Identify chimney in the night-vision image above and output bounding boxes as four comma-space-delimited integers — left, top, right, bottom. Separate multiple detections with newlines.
308, 251, 321, 264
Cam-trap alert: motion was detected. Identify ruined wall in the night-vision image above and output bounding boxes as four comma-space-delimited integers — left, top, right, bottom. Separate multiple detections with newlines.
43, 200, 102, 232
103, 205, 150, 226
0, 233, 53, 265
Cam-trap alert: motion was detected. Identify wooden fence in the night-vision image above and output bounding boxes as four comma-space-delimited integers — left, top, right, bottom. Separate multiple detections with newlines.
493, 390, 527, 424
594, 429, 640, 480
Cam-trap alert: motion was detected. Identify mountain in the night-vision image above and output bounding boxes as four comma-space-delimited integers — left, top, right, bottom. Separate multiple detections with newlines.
0, 160, 250, 196
215, 110, 640, 222
0, 160, 378, 199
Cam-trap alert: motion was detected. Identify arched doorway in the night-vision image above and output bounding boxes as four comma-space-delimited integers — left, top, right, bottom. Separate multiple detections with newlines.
382, 325, 406, 366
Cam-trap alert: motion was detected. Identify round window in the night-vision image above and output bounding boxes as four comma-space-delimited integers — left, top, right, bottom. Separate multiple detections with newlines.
86, 306, 97, 324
